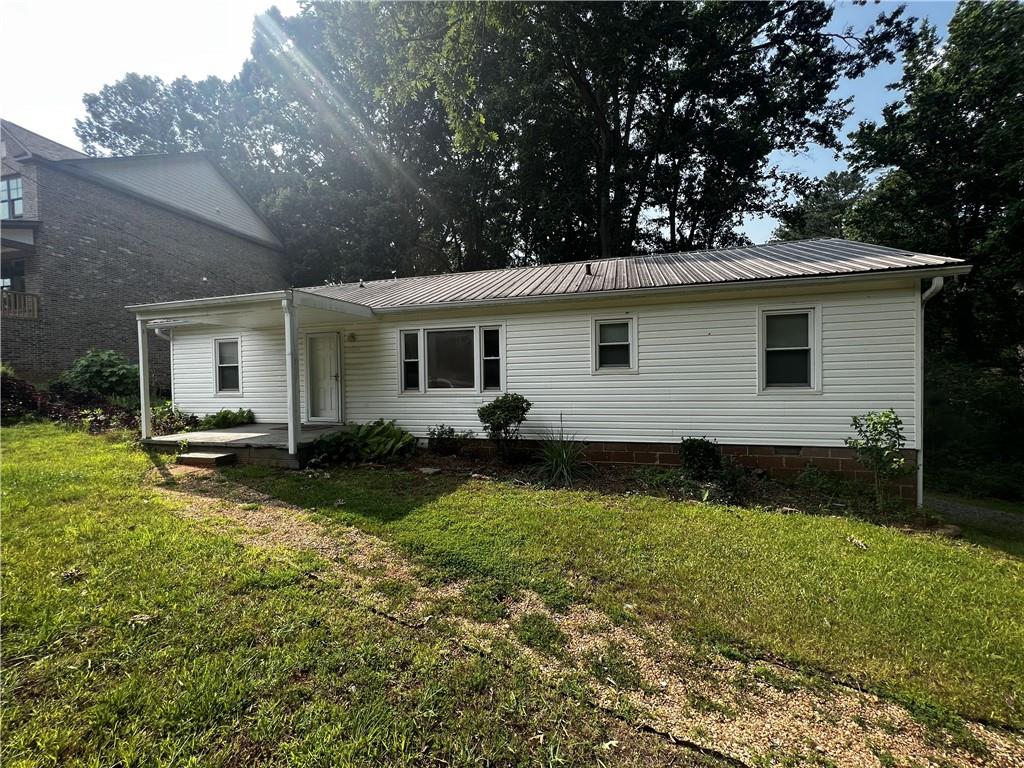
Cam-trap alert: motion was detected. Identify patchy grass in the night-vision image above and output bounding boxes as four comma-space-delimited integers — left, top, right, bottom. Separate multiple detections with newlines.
515, 612, 569, 658
1, 424, 717, 767
222, 461, 1024, 728
586, 642, 644, 691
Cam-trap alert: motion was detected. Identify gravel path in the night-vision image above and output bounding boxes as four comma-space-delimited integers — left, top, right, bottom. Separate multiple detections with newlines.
924, 493, 1024, 534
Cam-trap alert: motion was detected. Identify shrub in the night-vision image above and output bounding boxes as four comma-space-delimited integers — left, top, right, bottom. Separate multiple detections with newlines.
538, 415, 589, 487
678, 437, 721, 482
308, 419, 416, 466
1, 369, 47, 423
51, 350, 139, 403
151, 401, 201, 436
198, 408, 255, 430
427, 424, 474, 456
845, 409, 909, 509
477, 392, 531, 459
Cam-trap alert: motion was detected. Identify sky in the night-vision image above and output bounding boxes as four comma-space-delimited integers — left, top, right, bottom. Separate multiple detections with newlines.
1, 0, 956, 244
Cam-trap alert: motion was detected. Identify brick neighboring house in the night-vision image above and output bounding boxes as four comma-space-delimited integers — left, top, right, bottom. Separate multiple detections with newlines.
1, 119, 286, 385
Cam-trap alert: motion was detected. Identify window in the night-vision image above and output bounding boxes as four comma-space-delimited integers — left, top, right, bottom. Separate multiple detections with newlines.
762, 310, 812, 389
215, 338, 241, 393
1, 176, 24, 220
1, 257, 26, 293
399, 325, 504, 393
481, 327, 502, 390
594, 318, 635, 371
401, 331, 420, 391
426, 329, 475, 389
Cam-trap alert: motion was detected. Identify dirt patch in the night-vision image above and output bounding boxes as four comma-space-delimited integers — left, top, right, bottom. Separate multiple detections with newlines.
154, 465, 1024, 768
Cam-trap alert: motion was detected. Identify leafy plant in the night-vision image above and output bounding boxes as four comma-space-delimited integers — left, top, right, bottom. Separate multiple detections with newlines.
845, 409, 910, 509
151, 401, 201, 436
477, 393, 531, 460
51, 350, 139, 403
1, 369, 47, 423
679, 437, 721, 482
427, 424, 474, 456
198, 408, 255, 430
537, 415, 588, 487
308, 419, 416, 466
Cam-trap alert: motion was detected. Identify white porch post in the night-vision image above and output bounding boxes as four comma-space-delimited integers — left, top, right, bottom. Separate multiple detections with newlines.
283, 296, 301, 455
137, 318, 152, 439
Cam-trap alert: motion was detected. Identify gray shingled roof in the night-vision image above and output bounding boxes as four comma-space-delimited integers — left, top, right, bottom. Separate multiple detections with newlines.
1, 119, 87, 161
304, 239, 965, 310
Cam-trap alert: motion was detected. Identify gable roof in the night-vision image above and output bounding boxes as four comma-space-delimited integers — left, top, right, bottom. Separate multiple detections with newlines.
2, 118, 281, 249
53, 153, 281, 249
302, 239, 968, 311
1, 119, 87, 161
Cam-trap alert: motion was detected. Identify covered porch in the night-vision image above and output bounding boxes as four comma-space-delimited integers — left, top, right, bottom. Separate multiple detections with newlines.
128, 288, 375, 466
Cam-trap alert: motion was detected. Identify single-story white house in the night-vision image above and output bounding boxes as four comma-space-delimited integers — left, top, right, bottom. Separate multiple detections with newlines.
129, 238, 970, 505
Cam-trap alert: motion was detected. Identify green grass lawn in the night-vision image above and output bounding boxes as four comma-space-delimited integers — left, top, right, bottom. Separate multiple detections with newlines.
2, 424, 710, 767
223, 456, 1024, 729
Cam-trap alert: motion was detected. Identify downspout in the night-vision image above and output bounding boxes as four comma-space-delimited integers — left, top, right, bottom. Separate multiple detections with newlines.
917, 276, 944, 507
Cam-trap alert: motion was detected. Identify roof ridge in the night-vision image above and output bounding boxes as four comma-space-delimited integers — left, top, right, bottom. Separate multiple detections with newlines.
303, 238, 880, 290
1, 119, 87, 159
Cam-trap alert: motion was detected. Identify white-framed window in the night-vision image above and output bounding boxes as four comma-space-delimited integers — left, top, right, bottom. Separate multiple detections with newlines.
481, 326, 502, 391
401, 330, 421, 392
398, 325, 504, 393
759, 307, 819, 391
592, 316, 637, 372
214, 337, 241, 394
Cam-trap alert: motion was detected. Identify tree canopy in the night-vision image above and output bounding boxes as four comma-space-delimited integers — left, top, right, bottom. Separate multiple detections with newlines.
74, 1, 913, 281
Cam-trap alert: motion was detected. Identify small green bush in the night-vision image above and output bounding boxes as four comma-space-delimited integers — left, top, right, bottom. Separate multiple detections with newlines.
679, 436, 721, 482
51, 350, 138, 403
845, 409, 909, 509
538, 416, 589, 487
427, 424, 474, 456
309, 419, 416, 466
478, 392, 532, 460
198, 408, 255, 430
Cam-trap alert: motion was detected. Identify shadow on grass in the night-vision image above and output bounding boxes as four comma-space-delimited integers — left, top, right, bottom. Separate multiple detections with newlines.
192, 461, 468, 526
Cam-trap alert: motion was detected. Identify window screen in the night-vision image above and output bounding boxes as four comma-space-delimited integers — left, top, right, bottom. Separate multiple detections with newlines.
764, 312, 811, 387
426, 329, 475, 389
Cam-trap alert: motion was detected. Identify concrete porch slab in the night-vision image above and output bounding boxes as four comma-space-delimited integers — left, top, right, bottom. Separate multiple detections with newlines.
143, 422, 348, 450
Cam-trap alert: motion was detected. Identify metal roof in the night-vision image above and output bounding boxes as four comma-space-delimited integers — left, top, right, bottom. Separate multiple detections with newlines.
303, 239, 966, 310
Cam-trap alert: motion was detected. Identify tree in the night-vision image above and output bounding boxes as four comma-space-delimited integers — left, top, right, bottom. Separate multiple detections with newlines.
772, 171, 868, 241
399, 1, 914, 258
848, 0, 1024, 368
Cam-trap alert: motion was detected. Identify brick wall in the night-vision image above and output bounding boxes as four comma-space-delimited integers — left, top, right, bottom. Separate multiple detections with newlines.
1, 163, 287, 384
466, 439, 919, 502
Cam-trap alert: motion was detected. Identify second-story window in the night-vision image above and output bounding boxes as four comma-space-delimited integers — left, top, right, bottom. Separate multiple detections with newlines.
1, 177, 23, 220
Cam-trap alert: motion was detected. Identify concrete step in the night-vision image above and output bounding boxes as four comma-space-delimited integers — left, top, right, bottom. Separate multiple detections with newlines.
177, 451, 238, 467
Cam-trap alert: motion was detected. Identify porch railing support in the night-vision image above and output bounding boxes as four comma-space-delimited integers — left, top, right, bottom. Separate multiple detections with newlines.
137, 318, 152, 439
283, 296, 301, 455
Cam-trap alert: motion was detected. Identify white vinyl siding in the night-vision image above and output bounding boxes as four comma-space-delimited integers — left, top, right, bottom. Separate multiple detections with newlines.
167, 284, 920, 448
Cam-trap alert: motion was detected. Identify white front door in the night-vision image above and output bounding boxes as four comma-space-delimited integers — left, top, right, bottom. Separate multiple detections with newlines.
307, 333, 341, 422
